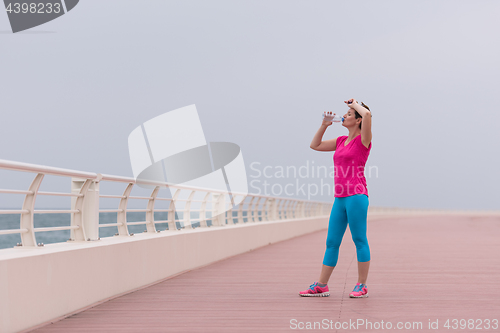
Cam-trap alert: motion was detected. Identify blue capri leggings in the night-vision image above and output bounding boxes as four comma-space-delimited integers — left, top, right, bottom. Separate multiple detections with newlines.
323, 193, 370, 267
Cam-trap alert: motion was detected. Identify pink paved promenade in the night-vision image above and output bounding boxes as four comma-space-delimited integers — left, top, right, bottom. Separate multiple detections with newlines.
31, 214, 500, 332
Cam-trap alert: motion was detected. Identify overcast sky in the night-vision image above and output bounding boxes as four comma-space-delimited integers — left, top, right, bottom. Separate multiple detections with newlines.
0, 0, 499, 210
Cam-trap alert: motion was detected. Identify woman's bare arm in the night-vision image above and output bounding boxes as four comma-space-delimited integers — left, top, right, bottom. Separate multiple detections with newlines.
310, 117, 337, 152
345, 99, 372, 148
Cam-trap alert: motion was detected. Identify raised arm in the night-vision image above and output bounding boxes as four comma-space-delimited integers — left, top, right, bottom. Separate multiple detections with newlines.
310, 114, 338, 152
345, 99, 372, 148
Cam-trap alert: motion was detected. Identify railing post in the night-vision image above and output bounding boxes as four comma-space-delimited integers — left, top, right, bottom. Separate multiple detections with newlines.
199, 191, 211, 227
183, 190, 196, 229
20, 173, 44, 247
247, 196, 255, 223
253, 197, 262, 222
282, 200, 289, 220
270, 198, 278, 221
212, 193, 226, 226
71, 177, 99, 241
227, 194, 239, 224
293, 201, 299, 218
168, 188, 181, 230
237, 195, 247, 223
262, 198, 270, 221
277, 199, 283, 220
289, 200, 294, 219
146, 186, 159, 233
117, 183, 133, 236
298, 201, 304, 218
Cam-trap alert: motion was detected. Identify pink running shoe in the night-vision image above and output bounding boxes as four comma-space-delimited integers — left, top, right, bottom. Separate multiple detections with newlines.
349, 283, 368, 298
299, 282, 330, 297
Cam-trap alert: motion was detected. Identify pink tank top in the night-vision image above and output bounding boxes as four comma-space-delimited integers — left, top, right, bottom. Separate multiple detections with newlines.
333, 135, 372, 197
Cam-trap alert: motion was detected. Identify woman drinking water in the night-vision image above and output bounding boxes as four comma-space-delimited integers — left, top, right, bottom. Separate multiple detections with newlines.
299, 98, 372, 298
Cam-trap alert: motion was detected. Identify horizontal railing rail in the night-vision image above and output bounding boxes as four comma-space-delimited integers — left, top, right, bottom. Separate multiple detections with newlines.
0, 159, 332, 248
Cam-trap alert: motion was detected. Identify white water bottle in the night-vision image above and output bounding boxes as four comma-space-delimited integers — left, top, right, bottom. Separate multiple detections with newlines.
322, 112, 344, 123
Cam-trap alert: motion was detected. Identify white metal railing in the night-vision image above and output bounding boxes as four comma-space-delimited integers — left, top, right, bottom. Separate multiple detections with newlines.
0, 159, 332, 248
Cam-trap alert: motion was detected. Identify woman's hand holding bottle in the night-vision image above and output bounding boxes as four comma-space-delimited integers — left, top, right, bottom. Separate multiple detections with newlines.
322, 111, 343, 127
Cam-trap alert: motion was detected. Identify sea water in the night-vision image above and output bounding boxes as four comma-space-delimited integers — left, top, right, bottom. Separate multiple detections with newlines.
0, 210, 245, 250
